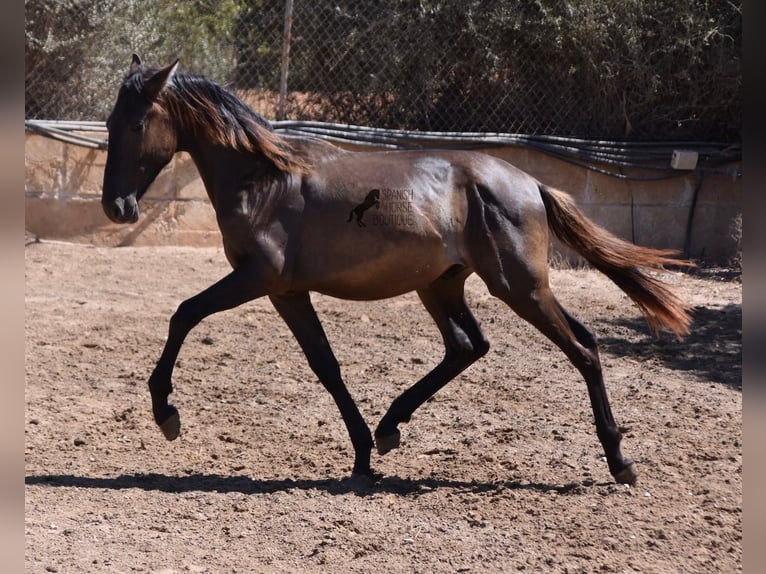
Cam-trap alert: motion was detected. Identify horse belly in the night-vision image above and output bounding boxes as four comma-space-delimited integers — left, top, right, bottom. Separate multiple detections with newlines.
293, 230, 457, 300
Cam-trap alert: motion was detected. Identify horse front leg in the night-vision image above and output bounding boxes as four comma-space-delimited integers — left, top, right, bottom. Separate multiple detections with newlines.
148, 264, 269, 440
269, 292, 374, 479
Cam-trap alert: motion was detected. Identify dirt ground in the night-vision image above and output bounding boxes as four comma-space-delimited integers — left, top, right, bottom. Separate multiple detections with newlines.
25, 241, 741, 573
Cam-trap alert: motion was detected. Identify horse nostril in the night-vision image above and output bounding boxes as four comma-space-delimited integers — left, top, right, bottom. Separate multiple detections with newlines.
102, 197, 126, 222
103, 195, 141, 223
113, 197, 125, 217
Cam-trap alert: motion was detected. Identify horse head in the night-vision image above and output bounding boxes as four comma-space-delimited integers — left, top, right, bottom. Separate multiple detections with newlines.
101, 54, 179, 223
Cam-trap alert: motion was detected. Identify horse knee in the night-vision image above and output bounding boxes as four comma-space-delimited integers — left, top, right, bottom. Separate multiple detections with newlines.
170, 299, 203, 334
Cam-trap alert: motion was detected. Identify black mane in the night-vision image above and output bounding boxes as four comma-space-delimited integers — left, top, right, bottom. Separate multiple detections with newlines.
167, 72, 275, 132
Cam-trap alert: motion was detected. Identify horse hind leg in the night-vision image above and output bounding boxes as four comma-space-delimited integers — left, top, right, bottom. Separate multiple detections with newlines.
374, 272, 490, 454
557, 304, 637, 485
466, 203, 636, 484
479, 268, 636, 485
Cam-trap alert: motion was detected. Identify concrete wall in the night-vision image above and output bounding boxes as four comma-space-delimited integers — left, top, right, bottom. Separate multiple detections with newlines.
25, 133, 742, 263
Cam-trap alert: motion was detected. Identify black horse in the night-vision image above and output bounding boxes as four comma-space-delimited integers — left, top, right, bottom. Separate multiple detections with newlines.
101, 55, 693, 485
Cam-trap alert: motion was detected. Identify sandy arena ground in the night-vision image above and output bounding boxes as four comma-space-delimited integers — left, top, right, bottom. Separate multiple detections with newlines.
25, 241, 741, 573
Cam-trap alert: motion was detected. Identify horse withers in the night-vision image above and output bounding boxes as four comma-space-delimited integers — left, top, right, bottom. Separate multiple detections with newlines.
101, 55, 692, 486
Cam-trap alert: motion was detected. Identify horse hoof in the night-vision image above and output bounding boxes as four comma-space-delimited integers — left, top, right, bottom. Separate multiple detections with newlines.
613, 462, 638, 485
159, 410, 181, 441
375, 431, 401, 455
346, 472, 376, 489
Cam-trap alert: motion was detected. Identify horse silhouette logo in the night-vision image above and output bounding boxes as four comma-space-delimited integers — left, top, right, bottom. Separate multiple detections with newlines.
347, 189, 381, 227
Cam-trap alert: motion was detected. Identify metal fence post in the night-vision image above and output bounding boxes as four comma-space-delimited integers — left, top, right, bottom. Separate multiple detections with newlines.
277, 0, 294, 121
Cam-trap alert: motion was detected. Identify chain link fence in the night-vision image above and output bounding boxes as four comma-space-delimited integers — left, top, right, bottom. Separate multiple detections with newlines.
26, 0, 741, 141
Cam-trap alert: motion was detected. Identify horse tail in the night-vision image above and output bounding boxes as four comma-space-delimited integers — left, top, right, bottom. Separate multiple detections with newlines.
538, 183, 693, 338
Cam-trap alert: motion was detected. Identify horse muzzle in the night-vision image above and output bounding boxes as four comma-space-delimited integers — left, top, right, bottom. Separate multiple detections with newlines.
102, 194, 140, 224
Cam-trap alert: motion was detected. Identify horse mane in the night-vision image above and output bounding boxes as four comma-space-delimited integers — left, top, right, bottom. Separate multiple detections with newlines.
148, 70, 311, 175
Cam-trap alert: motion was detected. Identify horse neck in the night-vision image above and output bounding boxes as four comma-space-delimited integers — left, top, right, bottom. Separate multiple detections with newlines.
176, 125, 276, 208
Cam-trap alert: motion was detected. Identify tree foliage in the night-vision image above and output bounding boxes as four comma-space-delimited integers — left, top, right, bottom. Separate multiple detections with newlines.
25, 0, 241, 120
25, 0, 741, 140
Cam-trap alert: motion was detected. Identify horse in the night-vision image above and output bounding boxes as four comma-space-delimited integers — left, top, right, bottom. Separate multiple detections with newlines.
102, 55, 693, 486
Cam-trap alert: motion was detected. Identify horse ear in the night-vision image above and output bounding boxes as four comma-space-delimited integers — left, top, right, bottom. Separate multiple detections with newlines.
129, 53, 142, 75
143, 59, 179, 101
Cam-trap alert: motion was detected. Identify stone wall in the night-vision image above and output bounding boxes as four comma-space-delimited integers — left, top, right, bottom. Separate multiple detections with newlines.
25, 133, 742, 263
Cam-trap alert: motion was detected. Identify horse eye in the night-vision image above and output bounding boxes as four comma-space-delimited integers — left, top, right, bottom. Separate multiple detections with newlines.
130, 120, 145, 133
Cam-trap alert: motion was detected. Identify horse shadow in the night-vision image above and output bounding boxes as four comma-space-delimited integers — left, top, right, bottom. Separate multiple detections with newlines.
596, 302, 741, 389
25, 472, 604, 498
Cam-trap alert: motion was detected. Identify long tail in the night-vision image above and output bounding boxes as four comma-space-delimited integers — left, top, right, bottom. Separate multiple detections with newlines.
538, 183, 693, 337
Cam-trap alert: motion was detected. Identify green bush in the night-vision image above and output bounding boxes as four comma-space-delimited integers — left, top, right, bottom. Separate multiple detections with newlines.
25, 0, 741, 141
25, 0, 241, 120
